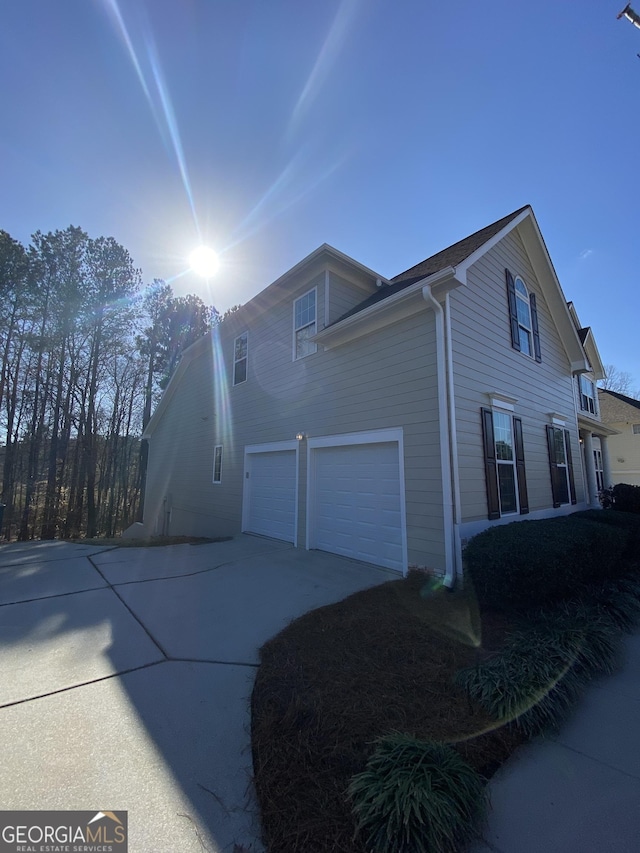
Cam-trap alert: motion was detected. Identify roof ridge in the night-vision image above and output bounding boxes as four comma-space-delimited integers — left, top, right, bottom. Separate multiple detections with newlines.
390, 205, 530, 285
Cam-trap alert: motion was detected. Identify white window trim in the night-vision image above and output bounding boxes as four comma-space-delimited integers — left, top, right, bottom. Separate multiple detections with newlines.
233, 331, 248, 386
293, 286, 318, 361
579, 375, 596, 415
213, 445, 223, 484
633, 424, 640, 435
491, 409, 519, 516
514, 276, 533, 358
549, 425, 572, 505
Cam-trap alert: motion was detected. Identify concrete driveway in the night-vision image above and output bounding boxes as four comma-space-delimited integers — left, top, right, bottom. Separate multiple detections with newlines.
0, 536, 395, 852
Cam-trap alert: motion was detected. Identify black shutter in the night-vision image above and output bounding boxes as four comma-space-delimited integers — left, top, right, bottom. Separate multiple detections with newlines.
481, 408, 501, 520
530, 292, 542, 362
564, 430, 577, 504
513, 417, 529, 514
506, 269, 520, 351
546, 425, 562, 508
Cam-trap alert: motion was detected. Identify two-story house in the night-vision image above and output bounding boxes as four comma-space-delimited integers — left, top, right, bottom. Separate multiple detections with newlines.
598, 389, 640, 486
140, 205, 609, 585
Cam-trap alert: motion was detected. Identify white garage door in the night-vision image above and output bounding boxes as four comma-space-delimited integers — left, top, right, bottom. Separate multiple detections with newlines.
312, 441, 404, 572
245, 450, 296, 542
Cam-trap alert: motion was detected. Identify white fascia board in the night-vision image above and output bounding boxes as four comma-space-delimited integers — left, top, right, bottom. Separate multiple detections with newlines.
516, 214, 591, 374
453, 208, 532, 284
314, 266, 457, 349
582, 331, 606, 380
268, 244, 388, 294
142, 333, 210, 439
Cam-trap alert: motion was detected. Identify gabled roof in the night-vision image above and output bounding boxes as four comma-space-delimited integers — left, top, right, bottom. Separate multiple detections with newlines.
599, 388, 640, 412
392, 206, 530, 287
334, 207, 529, 323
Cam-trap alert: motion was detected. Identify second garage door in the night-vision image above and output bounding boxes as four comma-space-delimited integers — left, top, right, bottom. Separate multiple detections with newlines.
311, 441, 404, 572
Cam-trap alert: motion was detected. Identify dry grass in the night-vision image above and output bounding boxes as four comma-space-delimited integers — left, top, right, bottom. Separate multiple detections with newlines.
251, 572, 525, 853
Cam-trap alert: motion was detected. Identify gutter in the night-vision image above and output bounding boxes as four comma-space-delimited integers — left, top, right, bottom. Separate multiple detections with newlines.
422, 284, 456, 588
314, 266, 456, 344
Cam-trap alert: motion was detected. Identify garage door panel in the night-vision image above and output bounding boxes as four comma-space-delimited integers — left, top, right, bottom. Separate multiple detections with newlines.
312, 441, 404, 572
245, 450, 296, 543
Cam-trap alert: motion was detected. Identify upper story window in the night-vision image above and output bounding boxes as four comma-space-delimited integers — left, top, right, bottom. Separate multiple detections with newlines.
579, 375, 596, 415
514, 278, 532, 356
633, 424, 640, 435
293, 288, 317, 360
233, 332, 248, 385
506, 269, 541, 362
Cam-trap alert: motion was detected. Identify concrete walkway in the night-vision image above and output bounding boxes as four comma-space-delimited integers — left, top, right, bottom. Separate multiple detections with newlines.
470, 630, 640, 853
0, 536, 394, 852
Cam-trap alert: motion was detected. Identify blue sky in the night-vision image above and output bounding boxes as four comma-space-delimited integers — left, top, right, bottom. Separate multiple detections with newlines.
1, 0, 639, 383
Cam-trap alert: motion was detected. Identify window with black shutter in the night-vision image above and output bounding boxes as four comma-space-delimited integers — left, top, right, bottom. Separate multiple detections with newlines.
481, 408, 529, 519
546, 426, 576, 506
506, 269, 541, 362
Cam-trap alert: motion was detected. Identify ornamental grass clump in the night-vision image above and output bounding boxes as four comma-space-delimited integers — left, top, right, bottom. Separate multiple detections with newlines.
455, 599, 623, 737
348, 733, 486, 853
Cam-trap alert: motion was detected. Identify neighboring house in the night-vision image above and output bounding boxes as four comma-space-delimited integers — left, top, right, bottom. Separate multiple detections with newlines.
598, 389, 640, 486
141, 205, 610, 584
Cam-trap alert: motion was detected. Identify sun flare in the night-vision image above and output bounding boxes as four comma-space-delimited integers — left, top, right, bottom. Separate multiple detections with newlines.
188, 245, 220, 278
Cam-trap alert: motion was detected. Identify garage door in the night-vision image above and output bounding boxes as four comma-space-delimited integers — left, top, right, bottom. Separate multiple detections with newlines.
244, 449, 296, 542
312, 441, 404, 571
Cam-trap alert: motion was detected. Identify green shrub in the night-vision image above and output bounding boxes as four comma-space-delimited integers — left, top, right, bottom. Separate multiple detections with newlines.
464, 516, 627, 613
348, 733, 487, 853
601, 483, 640, 515
455, 599, 622, 737
571, 508, 640, 557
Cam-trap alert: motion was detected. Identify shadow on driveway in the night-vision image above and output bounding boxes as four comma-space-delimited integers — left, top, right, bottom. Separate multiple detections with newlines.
0, 537, 393, 852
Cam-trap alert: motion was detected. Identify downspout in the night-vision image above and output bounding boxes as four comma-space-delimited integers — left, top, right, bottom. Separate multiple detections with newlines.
422, 285, 456, 587
445, 292, 462, 582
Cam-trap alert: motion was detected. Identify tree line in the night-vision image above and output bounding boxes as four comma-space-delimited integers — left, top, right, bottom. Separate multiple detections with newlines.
0, 226, 217, 541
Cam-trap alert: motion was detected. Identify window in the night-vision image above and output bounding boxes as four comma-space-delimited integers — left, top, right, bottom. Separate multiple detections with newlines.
506, 269, 541, 362
594, 448, 604, 492
481, 408, 529, 519
579, 375, 596, 415
213, 445, 223, 484
233, 332, 248, 385
293, 289, 317, 359
633, 424, 640, 435
546, 426, 576, 507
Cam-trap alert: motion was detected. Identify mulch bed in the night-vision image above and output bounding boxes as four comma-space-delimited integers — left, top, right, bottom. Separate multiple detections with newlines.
251, 571, 525, 853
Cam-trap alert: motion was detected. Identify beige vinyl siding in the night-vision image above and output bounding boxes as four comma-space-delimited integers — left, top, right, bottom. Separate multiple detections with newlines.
144, 349, 229, 538
147, 271, 445, 570
450, 229, 584, 523
327, 271, 375, 325
602, 422, 640, 486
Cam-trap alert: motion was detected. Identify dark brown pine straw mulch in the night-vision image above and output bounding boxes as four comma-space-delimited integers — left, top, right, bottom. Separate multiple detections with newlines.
251, 571, 526, 853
